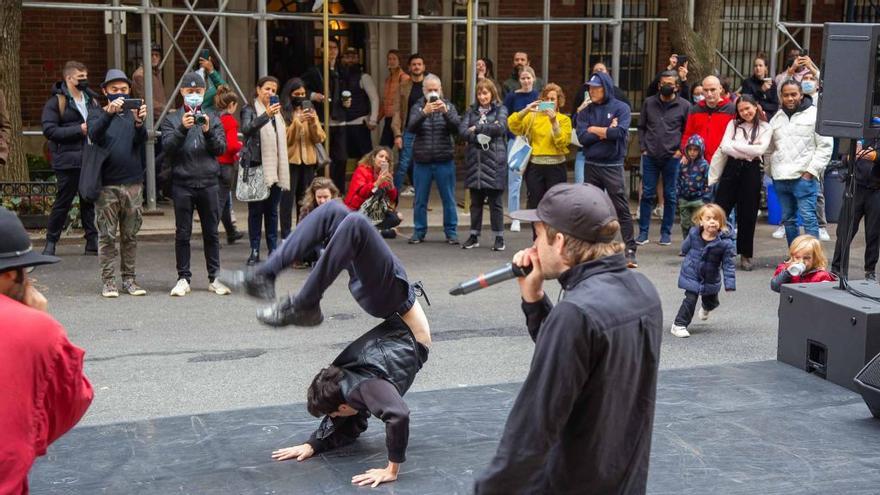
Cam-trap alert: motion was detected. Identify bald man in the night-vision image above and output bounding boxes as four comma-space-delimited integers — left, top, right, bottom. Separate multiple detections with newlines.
680, 75, 735, 164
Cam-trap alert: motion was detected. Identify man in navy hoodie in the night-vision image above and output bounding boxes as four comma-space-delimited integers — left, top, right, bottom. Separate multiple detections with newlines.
576, 71, 637, 267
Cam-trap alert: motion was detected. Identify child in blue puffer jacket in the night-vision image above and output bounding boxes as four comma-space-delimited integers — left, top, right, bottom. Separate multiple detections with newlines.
671, 203, 736, 338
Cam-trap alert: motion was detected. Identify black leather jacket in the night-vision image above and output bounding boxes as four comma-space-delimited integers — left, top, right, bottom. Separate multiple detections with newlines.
160, 107, 226, 188
239, 103, 275, 165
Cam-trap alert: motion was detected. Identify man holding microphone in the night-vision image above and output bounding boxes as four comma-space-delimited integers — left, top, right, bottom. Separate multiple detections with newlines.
474, 183, 663, 494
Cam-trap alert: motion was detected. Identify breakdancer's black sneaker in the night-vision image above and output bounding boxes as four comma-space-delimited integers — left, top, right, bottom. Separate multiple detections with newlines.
217, 269, 276, 300
256, 296, 324, 327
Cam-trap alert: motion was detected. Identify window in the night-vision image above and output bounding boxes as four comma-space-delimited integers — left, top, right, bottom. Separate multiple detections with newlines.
850, 0, 880, 22
717, 0, 782, 90
451, 2, 489, 111
584, 0, 658, 112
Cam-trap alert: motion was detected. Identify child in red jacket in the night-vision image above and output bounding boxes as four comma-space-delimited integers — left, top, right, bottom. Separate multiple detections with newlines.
771, 234, 836, 292
215, 85, 244, 243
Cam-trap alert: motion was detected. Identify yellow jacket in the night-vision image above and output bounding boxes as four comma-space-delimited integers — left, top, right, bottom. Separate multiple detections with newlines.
508, 110, 572, 157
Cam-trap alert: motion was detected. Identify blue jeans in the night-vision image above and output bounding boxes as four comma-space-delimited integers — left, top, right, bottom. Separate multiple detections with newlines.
394, 132, 416, 191
574, 151, 585, 184
413, 161, 458, 239
774, 177, 819, 245
507, 138, 523, 213
638, 155, 679, 237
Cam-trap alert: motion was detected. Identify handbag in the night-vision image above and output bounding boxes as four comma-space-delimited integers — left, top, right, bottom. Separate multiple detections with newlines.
570, 128, 582, 147
508, 114, 534, 175
78, 139, 109, 202
358, 187, 393, 224
314, 142, 331, 173
236, 161, 270, 202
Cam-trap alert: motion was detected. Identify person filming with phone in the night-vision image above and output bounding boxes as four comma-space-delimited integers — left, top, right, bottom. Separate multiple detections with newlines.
344, 147, 401, 238
86, 69, 149, 298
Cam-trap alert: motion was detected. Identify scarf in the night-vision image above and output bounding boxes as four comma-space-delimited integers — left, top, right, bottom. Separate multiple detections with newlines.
254, 98, 290, 191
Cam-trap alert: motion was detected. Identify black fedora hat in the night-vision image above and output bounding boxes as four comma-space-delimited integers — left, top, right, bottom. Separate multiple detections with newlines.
0, 207, 60, 271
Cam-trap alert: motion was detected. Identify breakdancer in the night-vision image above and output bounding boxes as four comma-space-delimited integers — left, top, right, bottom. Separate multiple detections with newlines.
271, 313, 429, 487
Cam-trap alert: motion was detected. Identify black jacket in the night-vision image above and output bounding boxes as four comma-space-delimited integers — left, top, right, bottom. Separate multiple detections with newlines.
638, 94, 690, 159
306, 315, 429, 464
459, 103, 508, 191
741, 75, 780, 118
301, 64, 346, 123
86, 107, 147, 186
475, 254, 663, 495
160, 107, 226, 188
41, 82, 101, 170
238, 104, 276, 166
407, 97, 460, 164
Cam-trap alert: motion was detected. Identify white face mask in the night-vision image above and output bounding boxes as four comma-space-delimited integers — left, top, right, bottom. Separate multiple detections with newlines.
694, 94, 706, 103
476, 133, 492, 151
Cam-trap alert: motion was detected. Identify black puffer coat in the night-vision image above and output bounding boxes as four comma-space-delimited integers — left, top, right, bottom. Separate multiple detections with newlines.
459, 103, 508, 191
406, 97, 460, 164
41, 82, 101, 170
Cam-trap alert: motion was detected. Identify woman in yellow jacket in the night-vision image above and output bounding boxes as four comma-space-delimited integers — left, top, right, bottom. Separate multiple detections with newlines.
507, 83, 572, 213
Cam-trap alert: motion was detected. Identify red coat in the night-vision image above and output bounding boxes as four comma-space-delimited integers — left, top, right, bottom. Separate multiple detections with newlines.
344, 164, 398, 211
0, 295, 93, 495
218, 113, 243, 165
772, 263, 837, 283
680, 97, 736, 164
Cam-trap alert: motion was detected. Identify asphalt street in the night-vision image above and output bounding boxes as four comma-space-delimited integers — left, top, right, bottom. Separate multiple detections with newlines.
36, 220, 871, 426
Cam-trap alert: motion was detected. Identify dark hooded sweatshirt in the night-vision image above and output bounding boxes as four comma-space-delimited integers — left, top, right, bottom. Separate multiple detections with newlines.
576, 72, 632, 167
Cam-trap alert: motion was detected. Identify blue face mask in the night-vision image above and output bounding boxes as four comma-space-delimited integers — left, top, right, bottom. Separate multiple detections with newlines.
107, 93, 128, 102
801, 81, 817, 94
184, 93, 204, 108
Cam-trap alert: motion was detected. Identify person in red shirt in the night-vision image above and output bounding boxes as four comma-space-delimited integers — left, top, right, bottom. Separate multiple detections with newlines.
771, 234, 836, 292
0, 207, 94, 495
680, 75, 736, 164
344, 146, 402, 238
214, 85, 244, 244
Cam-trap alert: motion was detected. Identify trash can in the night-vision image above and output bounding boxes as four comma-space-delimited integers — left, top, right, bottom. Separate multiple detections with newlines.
824, 169, 845, 224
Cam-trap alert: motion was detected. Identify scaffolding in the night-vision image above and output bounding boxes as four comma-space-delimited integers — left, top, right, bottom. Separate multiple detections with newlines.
19, 0, 822, 210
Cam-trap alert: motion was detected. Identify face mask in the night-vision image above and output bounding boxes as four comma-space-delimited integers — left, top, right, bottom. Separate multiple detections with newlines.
291, 96, 305, 107
694, 94, 705, 103
659, 84, 675, 97
75, 79, 89, 92
184, 93, 204, 108
107, 93, 128, 102
801, 81, 817, 94
476, 133, 492, 151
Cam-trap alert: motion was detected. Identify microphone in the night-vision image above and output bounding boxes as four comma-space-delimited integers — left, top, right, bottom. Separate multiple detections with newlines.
449, 263, 533, 296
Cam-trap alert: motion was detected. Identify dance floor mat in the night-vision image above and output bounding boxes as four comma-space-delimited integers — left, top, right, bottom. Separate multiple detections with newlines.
31, 360, 880, 494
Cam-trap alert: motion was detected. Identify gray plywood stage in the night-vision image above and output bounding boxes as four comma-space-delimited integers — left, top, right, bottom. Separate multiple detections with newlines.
30, 361, 880, 494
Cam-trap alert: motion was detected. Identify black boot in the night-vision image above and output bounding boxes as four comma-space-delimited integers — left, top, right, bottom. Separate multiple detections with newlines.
246, 249, 260, 266
257, 296, 323, 327
84, 237, 98, 256
216, 268, 276, 300
42, 241, 57, 256
227, 230, 244, 245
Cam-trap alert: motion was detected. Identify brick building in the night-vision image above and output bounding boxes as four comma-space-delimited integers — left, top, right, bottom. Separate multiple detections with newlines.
18, 0, 878, 136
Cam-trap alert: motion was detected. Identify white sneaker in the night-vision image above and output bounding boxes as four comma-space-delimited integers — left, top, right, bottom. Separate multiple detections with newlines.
511, 220, 521, 232
400, 186, 415, 197
170, 278, 191, 297
208, 279, 231, 295
670, 324, 690, 338
698, 307, 710, 321
772, 226, 785, 239
819, 227, 831, 242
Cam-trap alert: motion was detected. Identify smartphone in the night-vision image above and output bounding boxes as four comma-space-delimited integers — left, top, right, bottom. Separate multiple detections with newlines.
301, 100, 314, 112
200, 48, 210, 60
800, 49, 809, 58
675, 55, 689, 68
538, 101, 555, 112
427, 92, 440, 103
122, 98, 143, 111
269, 95, 280, 106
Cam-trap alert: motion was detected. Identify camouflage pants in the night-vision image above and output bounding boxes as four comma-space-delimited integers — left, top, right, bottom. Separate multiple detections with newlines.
96, 183, 143, 282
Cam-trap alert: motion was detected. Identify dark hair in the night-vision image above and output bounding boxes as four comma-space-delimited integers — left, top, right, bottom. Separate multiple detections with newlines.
720, 76, 733, 95
733, 94, 765, 144
780, 78, 802, 94
280, 77, 305, 117
325, 36, 340, 48
478, 57, 495, 80
63, 61, 87, 78
658, 70, 679, 84
359, 146, 395, 173
256, 75, 280, 92
213, 85, 239, 112
307, 366, 346, 417
407, 53, 425, 66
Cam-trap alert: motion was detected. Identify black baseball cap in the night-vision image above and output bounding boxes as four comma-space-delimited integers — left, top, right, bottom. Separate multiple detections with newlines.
510, 183, 619, 243
0, 207, 60, 272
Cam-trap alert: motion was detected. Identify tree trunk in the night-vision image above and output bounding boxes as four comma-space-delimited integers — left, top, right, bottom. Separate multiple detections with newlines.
0, 0, 27, 182
666, 0, 725, 86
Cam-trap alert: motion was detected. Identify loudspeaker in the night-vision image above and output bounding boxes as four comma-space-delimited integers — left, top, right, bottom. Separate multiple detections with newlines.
816, 22, 880, 139
855, 352, 880, 418
777, 280, 880, 392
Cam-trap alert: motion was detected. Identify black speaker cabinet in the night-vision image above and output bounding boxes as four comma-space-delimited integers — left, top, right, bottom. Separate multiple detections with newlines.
855, 352, 880, 418
777, 281, 880, 392
816, 22, 880, 139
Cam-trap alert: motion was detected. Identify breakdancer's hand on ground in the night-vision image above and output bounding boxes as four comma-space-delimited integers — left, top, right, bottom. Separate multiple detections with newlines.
352, 461, 399, 487
271, 443, 314, 462
513, 247, 545, 303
